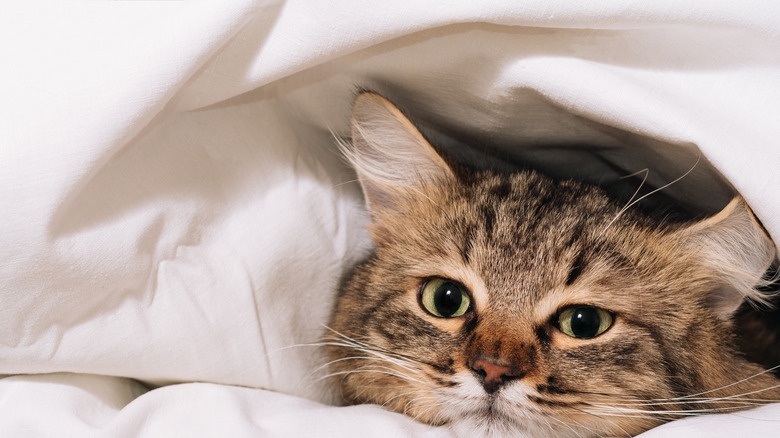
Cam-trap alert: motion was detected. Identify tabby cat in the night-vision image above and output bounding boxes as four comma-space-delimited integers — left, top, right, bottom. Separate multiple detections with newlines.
326, 92, 780, 437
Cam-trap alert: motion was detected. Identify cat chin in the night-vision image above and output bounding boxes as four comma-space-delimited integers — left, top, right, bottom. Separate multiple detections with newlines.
446, 413, 571, 438
439, 389, 578, 438
438, 381, 593, 438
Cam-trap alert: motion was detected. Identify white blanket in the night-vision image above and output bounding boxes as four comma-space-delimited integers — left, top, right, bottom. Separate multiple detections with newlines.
2, 1, 779, 436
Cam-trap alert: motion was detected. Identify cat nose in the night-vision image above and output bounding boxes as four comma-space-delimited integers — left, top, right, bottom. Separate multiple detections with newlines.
470, 357, 521, 393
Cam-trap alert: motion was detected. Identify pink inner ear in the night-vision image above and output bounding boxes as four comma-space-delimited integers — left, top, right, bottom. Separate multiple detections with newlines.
706, 285, 745, 318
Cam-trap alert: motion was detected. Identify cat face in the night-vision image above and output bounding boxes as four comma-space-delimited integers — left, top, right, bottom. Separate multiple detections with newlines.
326, 93, 778, 437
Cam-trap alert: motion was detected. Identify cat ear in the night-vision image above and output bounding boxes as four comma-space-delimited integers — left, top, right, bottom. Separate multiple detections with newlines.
346, 92, 455, 216
678, 197, 776, 318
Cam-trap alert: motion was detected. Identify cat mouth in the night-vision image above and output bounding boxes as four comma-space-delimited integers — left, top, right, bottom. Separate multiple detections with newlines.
483, 406, 507, 421
476, 398, 516, 423
455, 406, 531, 435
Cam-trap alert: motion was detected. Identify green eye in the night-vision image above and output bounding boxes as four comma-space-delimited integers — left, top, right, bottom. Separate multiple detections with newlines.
558, 306, 613, 339
420, 278, 471, 318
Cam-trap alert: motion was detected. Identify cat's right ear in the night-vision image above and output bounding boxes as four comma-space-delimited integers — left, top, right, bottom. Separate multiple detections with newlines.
345, 92, 456, 218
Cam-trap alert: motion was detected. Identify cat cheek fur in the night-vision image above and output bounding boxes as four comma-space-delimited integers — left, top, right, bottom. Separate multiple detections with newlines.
326, 92, 780, 437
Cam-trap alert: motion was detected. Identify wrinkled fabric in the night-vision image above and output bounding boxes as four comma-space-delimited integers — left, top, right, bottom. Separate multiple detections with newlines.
1, 1, 779, 436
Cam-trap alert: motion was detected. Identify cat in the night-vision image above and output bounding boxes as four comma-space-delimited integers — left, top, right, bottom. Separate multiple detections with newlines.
325, 92, 780, 437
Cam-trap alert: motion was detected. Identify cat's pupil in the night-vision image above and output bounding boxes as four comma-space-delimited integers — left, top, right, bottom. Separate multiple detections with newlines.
569, 307, 602, 339
434, 282, 463, 317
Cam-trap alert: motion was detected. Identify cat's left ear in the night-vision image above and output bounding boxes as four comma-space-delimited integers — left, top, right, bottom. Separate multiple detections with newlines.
346, 92, 456, 217
677, 197, 776, 318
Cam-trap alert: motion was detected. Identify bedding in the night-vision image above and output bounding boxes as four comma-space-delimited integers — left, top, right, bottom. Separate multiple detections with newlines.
1, 1, 779, 436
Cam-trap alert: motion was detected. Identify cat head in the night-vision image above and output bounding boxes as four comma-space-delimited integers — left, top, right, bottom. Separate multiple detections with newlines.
327, 92, 778, 437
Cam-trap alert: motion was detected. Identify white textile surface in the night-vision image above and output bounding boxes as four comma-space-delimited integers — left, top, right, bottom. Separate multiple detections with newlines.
1, 1, 779, 436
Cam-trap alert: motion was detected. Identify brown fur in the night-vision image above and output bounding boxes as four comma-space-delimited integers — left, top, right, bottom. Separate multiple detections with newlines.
326, 93, 780, 437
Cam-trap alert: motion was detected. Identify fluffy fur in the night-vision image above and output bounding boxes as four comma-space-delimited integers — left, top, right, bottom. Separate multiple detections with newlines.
326, 92, 780, 437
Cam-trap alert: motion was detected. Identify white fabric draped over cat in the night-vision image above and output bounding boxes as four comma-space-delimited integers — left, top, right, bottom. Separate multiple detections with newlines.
1, 1, 779, 436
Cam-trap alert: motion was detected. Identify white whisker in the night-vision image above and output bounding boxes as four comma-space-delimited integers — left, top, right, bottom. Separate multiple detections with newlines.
569, 404, 635, 437
602, 152, 701, 234
545, 413, 592, 438
318, 367, 427, 385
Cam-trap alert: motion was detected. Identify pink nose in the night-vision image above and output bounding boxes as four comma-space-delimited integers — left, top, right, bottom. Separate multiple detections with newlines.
471, 359, 513, 385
